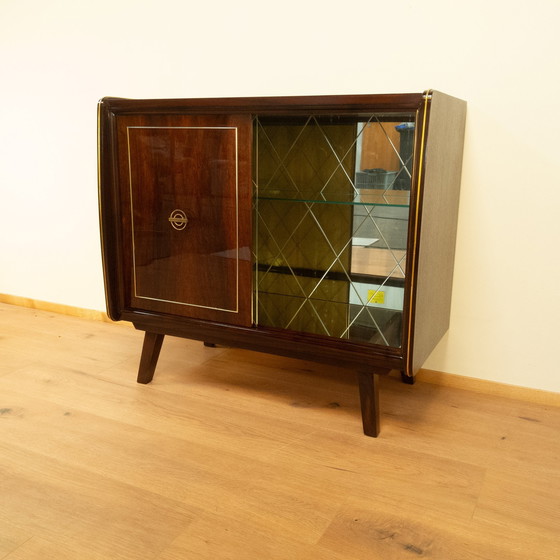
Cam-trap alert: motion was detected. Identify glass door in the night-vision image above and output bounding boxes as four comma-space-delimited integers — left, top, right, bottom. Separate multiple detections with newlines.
253, 112, 415, 347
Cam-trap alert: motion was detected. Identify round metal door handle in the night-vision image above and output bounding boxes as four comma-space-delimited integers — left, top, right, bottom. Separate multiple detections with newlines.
169, 209, 188, 231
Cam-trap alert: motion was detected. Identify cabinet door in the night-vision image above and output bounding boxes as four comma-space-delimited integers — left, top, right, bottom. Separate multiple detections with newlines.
254, 114, 414, 348
116, 114, 252, 326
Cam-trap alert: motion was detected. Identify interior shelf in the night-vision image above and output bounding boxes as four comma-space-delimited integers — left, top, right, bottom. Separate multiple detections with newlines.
256, 188, 410, 207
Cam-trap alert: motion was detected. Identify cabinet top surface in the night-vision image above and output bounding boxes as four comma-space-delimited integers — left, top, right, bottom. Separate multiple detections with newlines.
99, 92, 432, 115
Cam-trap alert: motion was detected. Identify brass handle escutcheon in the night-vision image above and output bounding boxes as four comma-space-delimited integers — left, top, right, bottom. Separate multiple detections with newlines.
169, 209, 188, 231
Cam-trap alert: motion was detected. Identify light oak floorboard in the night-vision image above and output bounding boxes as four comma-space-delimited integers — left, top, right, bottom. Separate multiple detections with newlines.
1, 302, 559, 559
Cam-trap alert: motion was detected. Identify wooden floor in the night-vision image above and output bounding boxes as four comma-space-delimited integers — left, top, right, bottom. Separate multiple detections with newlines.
0, 302, 559, 559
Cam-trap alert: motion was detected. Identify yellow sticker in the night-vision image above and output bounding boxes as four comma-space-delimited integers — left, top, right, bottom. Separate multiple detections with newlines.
367, 290, 385, 304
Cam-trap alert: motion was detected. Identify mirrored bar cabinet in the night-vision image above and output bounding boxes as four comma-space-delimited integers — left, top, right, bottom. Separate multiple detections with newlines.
98, 91, 466, 436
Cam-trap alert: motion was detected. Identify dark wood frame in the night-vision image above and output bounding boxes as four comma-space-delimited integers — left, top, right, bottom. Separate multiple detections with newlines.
98, 91, 466, 437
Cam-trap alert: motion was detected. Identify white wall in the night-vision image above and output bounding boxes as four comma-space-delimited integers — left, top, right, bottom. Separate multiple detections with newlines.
1, 0, 559, 392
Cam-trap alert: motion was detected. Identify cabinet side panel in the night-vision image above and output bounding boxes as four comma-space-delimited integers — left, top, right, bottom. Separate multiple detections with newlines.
412, 91, 466, 374
98, 100, 125, 321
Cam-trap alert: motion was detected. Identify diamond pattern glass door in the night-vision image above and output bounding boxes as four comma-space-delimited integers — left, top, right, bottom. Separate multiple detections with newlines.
254, 113, 415, 347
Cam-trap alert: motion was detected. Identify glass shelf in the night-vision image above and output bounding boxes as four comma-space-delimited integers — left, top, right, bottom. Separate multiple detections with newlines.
256, 187, 410, 208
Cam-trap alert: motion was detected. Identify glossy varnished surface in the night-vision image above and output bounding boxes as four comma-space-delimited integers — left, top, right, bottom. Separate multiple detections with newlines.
121, 114, 252, 323
98, 93, 430, 355
113, 112, 252, 325
100, 93, 425, 116
254, 118, 355, 338
98, 92, 467, 434
1, 303, 559, 559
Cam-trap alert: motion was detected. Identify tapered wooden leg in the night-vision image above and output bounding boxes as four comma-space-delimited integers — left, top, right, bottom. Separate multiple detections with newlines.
358, 371, 380, 437
137, 332, 164, 384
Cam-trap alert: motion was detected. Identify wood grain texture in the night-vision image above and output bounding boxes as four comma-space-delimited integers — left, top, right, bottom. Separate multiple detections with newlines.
0, 293, 112, 322
357, 370, 382, 436
100, 93, 464, 409
410, 91, 467, 374
350, 247, 406, 278
137, 331, 165, 383
100, 93, 425, 115
99, 107, 253, 326
1, 301, 559, 559
123, 117, 251, 322
359, 121, 401, 171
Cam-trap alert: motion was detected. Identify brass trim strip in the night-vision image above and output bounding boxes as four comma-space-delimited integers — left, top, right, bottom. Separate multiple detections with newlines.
127, 125, 241, 314
405, 92, 431, 373
97, 100, 112, 317
134, 294, 239, 313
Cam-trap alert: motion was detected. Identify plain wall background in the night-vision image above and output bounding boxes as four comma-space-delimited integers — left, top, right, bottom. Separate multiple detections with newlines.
1, 0, 559, 393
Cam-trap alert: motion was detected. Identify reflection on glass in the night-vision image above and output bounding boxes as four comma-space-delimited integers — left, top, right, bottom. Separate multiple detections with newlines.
254, 114, 415, 347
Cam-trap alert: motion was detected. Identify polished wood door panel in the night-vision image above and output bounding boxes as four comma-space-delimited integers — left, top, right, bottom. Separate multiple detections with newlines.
117, 114, 252, 325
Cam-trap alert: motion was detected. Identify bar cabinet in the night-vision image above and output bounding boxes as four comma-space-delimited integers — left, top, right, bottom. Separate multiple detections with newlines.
98, 91, 466, 436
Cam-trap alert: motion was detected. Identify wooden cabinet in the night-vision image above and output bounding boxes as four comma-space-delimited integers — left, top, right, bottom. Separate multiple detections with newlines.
98, 91, 466, 436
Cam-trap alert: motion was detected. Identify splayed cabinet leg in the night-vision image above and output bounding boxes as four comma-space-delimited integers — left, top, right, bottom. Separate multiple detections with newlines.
137, 332, 164, 384
358, 370, 382, 437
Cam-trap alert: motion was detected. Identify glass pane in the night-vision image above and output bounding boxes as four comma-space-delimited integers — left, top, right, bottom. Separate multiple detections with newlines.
254, 113, 415, 347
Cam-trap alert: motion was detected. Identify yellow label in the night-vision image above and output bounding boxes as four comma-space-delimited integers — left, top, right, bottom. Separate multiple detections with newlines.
367, 290, 385, 304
